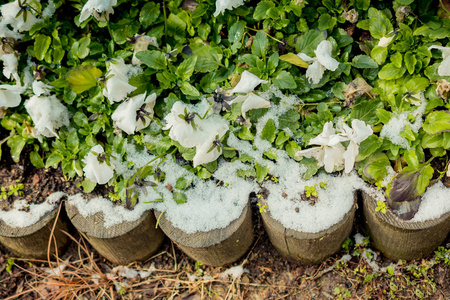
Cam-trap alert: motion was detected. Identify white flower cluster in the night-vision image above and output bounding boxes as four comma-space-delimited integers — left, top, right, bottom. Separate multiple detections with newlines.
79, 0, 117, 23
0, 0, 41, 38
83, 145, 114, 185
296, 120, 373, 173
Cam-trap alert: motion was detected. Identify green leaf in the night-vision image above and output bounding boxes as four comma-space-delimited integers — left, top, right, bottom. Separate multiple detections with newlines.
416, 165, 434, 195
370, 46, 388, 65
252, 30, 268, 58
179, 81, 200, 97
176, 56, 197, 81
352, 55, 378, 69
261, 119, 277, 143
238, 126, 254, 141
167, 14, 186, 39
197, 167, 211, 179
400, 124, 416, 141
300, 157, 320, 180
140, 2, 160, 27
404, 52, 417, 75
229, 20, 246, 44
278, 110, 300, 132
279, 53, 309, 68
176, 177, 192, 190
405, 77, 429, 92
318, 14, 336, 31
190, 42, 222, 72
364, 159, 390, 181
30, 150, 45, 168
81, 178, 96, 193
376, 108, 392, 124
423, 111, 450, 134
77, 35, 91, 59
295, 29, 324, 57
357, 135, 383, 160
355, 0, 370, 10
136, 50, 167, 70
7, 136, 26, 163
421, 134, 443, 148
65, 66, 102, 94
45, 152, 64, 168
255, 162, 270, 183
350, 100, 383, 125
273, 71, 297, 89
253, 0, 275, 21
404, 150, 419, 169
34, 34, 51, 61
378, 63, 406, 80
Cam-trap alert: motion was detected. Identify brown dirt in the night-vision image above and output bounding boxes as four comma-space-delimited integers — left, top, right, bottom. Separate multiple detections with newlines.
0, 150, 449, 299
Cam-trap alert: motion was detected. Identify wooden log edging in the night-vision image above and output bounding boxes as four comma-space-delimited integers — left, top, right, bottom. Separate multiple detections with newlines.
154, 201, 254, 267
65, 202, 165, 265
0, 202, 71, 259
362, 191, 450, 261
260, 194, 357, 264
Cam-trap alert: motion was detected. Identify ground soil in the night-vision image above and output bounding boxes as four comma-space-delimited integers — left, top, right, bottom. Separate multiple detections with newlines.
0, 150, 449, 299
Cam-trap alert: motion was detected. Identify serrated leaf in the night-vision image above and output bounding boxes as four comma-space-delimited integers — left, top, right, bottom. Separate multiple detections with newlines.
176, 56, 197, 80
261, 119, 277, 143
318, 14, 336, 30
295, 30, 324, 57
378, 63, 406, 80
140, 2, 160, 27
7, 136, 26, 163
136, 50, 167, 70
179, 81, 200, 97
371, 46, 388, 65
252, 30, 268, 58
45, 152, 64, 168
278, 110, 300, 132
273, 71, 297, 89
279, 53, 308, 68
65, 66, 102, 94
253, 0, 275, 21
255, 162, 270, 183
404, 52, 417, 75
350, 100, 383, 125
352, 55, 378, 68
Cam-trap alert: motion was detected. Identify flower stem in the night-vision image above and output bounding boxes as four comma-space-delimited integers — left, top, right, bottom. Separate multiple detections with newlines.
245, 26, 284, 44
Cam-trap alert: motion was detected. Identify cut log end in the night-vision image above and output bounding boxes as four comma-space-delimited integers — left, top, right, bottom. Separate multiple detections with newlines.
362, 191, 450, 261
155, 202, 254, 267
66, 202, 165, 265
260, 195, 356, 265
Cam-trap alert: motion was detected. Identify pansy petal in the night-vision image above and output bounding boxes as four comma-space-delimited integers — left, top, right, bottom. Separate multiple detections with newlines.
295, 147, 325, 166
438, 56, 450, 77
229, 71, 268, 94
213, 0, 244, 17
82, 145, 114, 185
305, 60, 325, 84
296, 53, 315, 63
351, 119, 373, 143
241, 92, 271, 117
315, 40, 339, 71
0, 84, 22, 107
343, 142, 359, 173
323, 144, 345, 173
429, 45, 450, 59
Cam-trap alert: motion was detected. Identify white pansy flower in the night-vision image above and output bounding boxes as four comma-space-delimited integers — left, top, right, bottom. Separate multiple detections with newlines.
0, 0, 41, 32
378, 35, 395, 47
229, 71, 268, 94
295, 122, 348, 173
111, 93, 156, 135
213, 0, 244, 17
79, 0, 117, 23
428, 45, 450, 77
131, 35, 159, 65
103, 58, 137, 104
229, 92, 271, 119
0, 53, 19, 81
340, 119, 373, 173
447, 163, 450, 178
192, 117, 229, 167
0, 84, 23, 107
297, 40, 340, 84
24, 95, 70, 138
82, 145, 114, 185
163, 101, 205, 148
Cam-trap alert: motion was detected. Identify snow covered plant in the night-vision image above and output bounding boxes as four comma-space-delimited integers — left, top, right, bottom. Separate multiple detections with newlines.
428, 45, 450, 77
0, 53, 19, 82
297, 40, 340, 84
102, 58, 138, 104
111, 93, 156, 135
296, 120, 372, 173
83, 145, 114, 185
0, 0, 41, 34
213, 0, 244, 17
79, 0, 117, 23
24, 94, 70, 139
130, 35, 158, 65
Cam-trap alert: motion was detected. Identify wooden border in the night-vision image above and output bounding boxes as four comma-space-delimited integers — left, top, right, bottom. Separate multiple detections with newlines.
260, 194, 357, 265
362, 190, 450, 260
66, 202, 165, 265
154, 201, 254, 267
